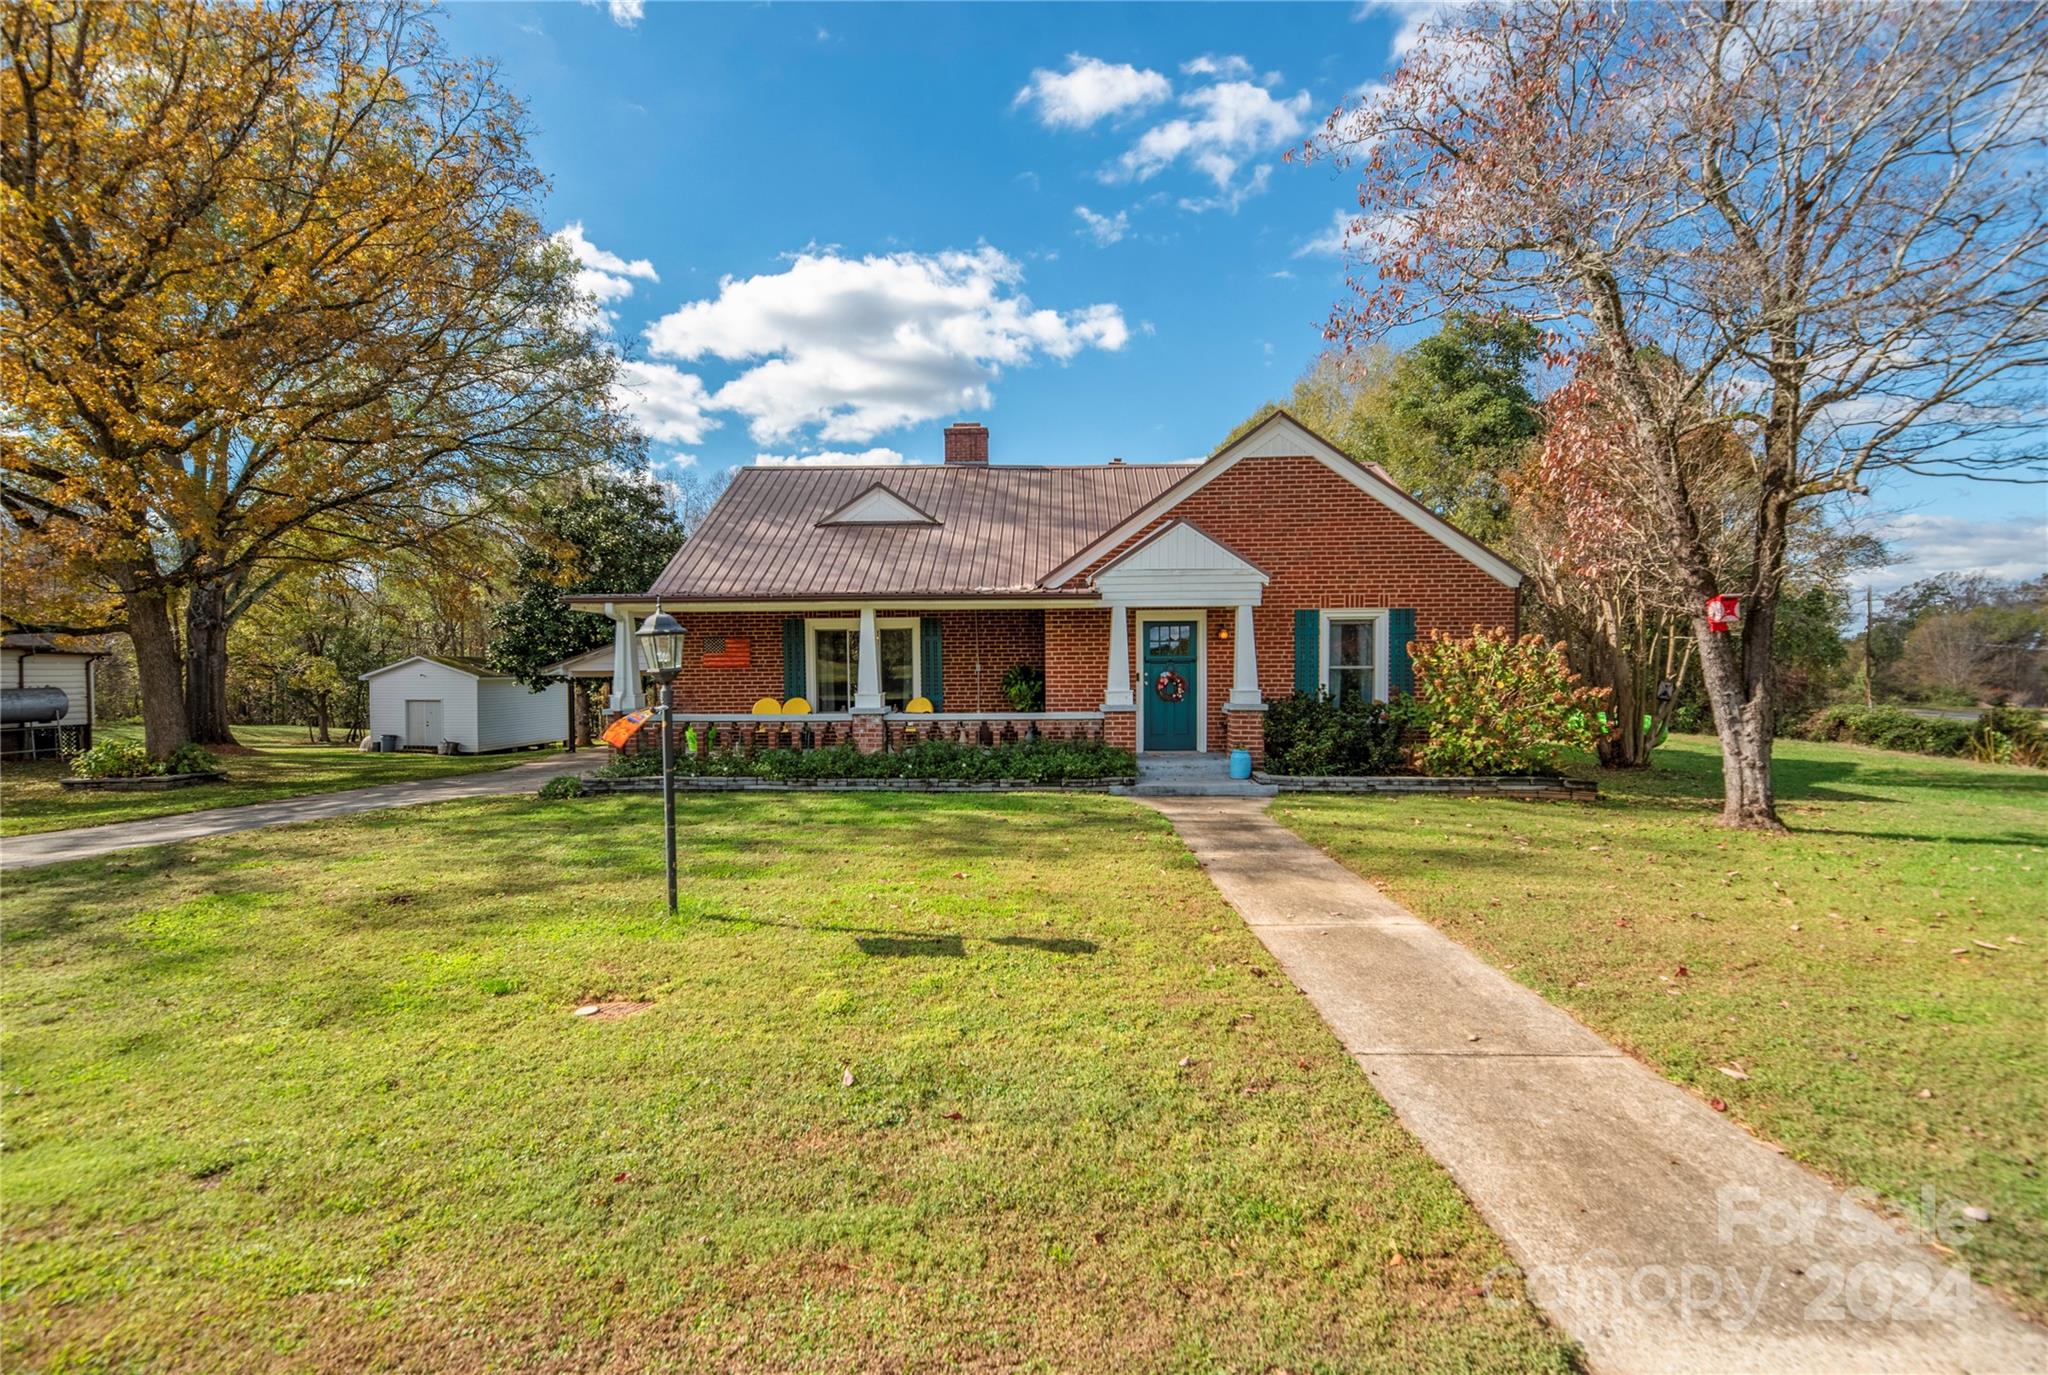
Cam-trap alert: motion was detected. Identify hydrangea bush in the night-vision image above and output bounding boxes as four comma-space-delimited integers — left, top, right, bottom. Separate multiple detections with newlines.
1409, 628, 1608, 775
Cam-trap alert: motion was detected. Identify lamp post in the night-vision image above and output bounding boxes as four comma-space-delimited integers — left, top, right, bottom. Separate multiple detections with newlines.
636, 604, 686, 914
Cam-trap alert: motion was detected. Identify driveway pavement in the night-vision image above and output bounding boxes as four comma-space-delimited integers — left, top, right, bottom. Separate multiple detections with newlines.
1, 753, 596, 872
1150, 796, 2048, 1375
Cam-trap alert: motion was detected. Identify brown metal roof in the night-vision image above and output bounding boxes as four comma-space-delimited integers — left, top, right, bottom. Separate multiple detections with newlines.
649, 463, 1191, 600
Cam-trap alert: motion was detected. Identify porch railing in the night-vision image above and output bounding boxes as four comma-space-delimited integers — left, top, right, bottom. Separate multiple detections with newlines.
613, 710, 1106, 756
880, 711, 1105, 748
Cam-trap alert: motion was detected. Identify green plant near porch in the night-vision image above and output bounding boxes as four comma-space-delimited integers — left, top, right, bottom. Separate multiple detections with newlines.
1409, 628, 1607, 775
1263, 692, 1413, 775
1001, 662, 1046, 712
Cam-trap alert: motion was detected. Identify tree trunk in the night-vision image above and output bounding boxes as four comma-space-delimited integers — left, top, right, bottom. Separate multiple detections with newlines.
183, 577, 240, 746
124, 586, 192, 760
1596, 640, 1649, 768
314, 695, 333, 744
573, 681, 592, 747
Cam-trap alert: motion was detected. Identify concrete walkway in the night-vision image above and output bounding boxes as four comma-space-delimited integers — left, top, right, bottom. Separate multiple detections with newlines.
2, 753, 596, 872
1151, 797, 2048, 1375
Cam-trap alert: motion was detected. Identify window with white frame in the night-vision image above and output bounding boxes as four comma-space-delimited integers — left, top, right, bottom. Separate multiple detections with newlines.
808, 619, 919, 711
1323, 611, 1386, 705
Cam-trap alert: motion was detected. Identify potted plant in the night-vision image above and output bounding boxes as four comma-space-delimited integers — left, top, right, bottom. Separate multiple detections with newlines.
1001, 663, 1046, 712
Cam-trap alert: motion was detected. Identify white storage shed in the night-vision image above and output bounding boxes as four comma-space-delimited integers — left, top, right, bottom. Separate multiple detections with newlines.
359, 655, 567, 754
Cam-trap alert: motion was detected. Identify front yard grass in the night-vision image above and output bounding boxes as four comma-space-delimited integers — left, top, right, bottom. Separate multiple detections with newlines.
1274, 734, 2047, 1318
2, 792, 1574, 1373
0, 723, 541, 836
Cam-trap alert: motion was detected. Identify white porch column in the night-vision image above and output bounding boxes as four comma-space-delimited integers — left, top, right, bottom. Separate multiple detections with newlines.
1230, 603, 1261, 706
853, 606, 884, 711
1103, 604, 1134, 708
609, 606, 644, 713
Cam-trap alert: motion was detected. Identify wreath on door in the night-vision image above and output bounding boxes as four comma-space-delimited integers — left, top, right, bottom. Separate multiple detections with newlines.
1153, 669, 1188, 703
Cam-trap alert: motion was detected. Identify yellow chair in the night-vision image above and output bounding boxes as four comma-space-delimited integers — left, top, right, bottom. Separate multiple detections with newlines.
751, 698, 781, 716
905, 696, 934, 714
781, 697, 811, 715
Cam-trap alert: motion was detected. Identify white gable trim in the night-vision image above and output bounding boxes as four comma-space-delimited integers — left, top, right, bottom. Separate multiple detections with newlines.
1094, 519, 1268, 607
817, 483, 939, 526
357, 655, 500, 682
1044, 411, 1523, 590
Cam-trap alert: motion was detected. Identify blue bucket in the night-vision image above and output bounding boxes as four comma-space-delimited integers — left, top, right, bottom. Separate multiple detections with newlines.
1229, 748, 1253, 780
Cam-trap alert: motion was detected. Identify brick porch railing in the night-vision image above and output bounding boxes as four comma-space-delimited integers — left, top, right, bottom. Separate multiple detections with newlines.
612, 710, 1107, 758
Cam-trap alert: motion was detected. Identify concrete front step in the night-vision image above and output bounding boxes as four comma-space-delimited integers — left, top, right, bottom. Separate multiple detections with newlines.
1116, 780, 1278, 798
1117, 753, 1277, 798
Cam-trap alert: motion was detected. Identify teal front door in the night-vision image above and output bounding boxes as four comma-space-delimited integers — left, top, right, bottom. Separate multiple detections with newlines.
1141, 619, 1198, 750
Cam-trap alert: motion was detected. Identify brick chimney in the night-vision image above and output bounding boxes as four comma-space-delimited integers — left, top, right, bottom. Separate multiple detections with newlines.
943, 422, 989, 465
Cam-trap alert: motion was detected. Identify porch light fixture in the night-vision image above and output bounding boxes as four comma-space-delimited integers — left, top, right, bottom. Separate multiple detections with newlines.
635, 604, 686, 914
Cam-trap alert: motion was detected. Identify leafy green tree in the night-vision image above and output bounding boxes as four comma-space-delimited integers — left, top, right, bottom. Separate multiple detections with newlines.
1374, 315, 1543, 542
488, 471, 689, 739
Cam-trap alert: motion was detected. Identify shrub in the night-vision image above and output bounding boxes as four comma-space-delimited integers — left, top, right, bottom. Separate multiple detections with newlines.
593, 738, 1135, 784
70, 739, 222, 780
1263, 691, 1411, 776
1789, 705, 1973, 757
70, 739, 158, 779
537, 774, 584, 801
1001, 663, 1047, 712
1967, 707, 2046, 768
162, 743, 222, 776
1408, 629, 1608, 776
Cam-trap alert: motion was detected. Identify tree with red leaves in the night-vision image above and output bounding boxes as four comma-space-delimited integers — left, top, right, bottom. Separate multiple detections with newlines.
1305, 0, 2048, 829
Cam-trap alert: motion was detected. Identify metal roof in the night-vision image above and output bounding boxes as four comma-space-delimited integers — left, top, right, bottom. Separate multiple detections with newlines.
649, 463, 1192, 600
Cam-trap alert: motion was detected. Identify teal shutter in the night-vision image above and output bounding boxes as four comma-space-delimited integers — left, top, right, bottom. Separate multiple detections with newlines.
1388, 608, 1417, 696
1293, 609, 1320, 695
782, 618, 806, 700
919, 617, 943, 708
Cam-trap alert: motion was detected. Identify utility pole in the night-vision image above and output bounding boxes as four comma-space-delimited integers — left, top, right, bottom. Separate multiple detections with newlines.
1864, 585, 1874, 707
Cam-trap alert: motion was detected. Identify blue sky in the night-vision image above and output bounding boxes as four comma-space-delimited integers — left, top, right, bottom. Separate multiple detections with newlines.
435, 1, 2044, 594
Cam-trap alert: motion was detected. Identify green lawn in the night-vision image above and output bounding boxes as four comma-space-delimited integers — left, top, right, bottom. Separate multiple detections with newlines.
0, 724, 544, 836
1, 792, 1574, 1373
1274, 734, 2048, 1318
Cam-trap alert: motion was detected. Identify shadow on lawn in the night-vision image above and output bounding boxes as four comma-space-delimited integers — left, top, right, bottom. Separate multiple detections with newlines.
701, 911, 1100, 959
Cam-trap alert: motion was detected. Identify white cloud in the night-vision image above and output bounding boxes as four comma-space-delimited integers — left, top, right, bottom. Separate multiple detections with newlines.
585, 0, 643, 28
1110, 80, 1310, 211
644, 246, 1129, 444
1294, 206, 1414, 258
1013, 55, 1171, 130
614, 360, 718, 447
1296, 208, 1354, 258
1074, 205, 1130, 245
1181, 54, 1253, 79
1850, 512, 2048, 595
1354, 1, 1445, 59
753, 447, 911, 467
552, 221, 659, 317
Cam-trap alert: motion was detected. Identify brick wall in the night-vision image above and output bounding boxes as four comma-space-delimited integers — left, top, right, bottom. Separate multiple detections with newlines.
654, 608, 1045, 714
1076, 454, 1520, 711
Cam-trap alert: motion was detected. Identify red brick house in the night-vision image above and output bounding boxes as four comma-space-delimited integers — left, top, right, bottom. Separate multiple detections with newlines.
577, 412, 1521, 763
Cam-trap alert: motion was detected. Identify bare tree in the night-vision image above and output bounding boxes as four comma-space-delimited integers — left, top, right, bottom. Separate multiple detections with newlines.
1306, 0, 2048, 828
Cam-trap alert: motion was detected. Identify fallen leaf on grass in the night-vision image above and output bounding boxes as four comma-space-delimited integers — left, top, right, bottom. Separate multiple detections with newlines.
841, 1067, 855, 1088
1718, 1065, 1750, 1080
1710, 1098, 1728, 1113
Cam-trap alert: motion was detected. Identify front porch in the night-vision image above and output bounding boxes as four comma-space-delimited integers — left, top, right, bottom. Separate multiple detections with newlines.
592, 595, 1273, 765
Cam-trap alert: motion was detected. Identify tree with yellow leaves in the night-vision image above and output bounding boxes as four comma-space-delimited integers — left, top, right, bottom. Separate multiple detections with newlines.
1, 1, 629, 755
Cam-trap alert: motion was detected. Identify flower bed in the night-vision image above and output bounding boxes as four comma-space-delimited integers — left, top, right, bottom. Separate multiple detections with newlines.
61, 739, 226, 791
577, 739, 1137, 790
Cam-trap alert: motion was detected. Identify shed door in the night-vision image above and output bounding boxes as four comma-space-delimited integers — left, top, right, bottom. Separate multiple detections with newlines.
405, 699, 444, 748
